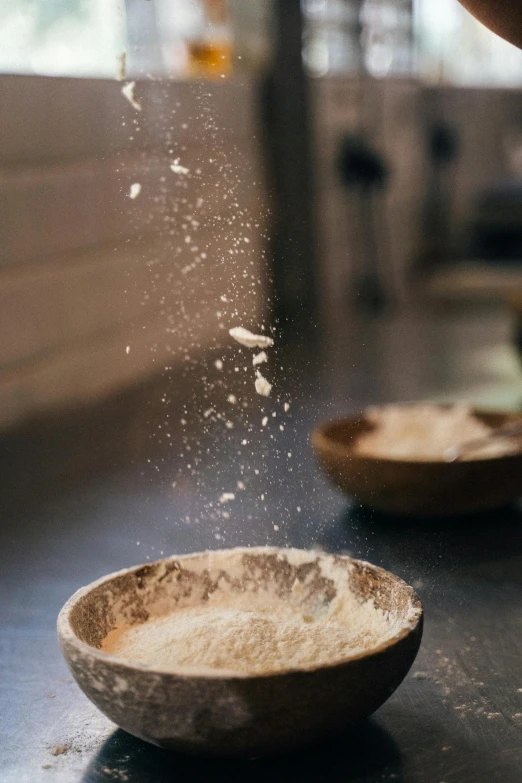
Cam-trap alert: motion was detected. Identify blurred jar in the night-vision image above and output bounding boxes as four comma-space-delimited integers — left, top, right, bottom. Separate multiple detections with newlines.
154, 0, 232, 77
187, 0, 233, 78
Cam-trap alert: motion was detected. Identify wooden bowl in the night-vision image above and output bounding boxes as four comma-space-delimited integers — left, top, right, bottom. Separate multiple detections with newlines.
458, 0, 522, 51
312, 409, 522, 517
57, 547, 422, 758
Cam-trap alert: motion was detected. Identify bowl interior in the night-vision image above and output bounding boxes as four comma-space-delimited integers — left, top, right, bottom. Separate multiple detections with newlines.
317, 408, 522, 464
66, 548, 421, 675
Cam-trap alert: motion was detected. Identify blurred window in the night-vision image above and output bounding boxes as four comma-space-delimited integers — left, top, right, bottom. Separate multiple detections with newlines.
3, 0, 521, 85
0, 0, 271, 79
0, 0, 125, 77
414, 0, 522, 87
302, 0, 522, 85
414, 0, 522, 86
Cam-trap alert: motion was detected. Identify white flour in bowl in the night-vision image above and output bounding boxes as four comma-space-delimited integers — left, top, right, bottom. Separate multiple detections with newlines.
354, 404, 520, 461
101, 589, 400, 675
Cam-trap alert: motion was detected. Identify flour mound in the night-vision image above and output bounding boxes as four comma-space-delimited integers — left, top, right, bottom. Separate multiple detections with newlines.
103, 602, 393, 675
355, 403, 519, 461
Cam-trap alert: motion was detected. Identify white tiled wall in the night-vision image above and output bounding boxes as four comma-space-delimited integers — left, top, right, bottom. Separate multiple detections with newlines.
0, 75, 268, 430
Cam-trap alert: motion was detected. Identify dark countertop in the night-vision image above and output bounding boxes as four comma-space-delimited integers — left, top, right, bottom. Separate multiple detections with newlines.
2, 302, 522, 783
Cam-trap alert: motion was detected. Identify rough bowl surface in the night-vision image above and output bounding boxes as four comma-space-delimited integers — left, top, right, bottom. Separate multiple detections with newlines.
57, 547, 422, 757
312, 409, 522, 517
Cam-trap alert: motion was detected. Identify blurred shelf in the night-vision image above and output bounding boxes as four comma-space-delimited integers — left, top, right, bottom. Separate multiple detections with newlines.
426, 261, 522, 301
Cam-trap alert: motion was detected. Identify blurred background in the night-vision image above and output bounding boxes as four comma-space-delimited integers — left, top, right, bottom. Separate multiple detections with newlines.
3, 0, 522, 488
6, 6, 522, 777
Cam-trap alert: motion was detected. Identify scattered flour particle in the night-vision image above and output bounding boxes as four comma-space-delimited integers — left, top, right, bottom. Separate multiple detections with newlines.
229, 326, 274, 349
125, 345, 130, 354
121, 81, 141, 111
262, 416, 268, 427
284, 402, 290, 412
219, 493, 235, 504
252, 351, 268, 366
287, 452, 292, 458
203, 408, 214, 418
413, 671, 429, 680
50, 746, 69, 756
117, 51, 126, 80
225, 421, 234, 429
129, 183, 141, 199
180, 418, 187, 425
297, 506, 301, 512
170, 159, 190, 175
227, 394, 237, 404
280, 425, 284, 431
222, 511, 230, 519
214, 533, 222, 541
237, 481, 245, 490
274, 524, 280, 531
255, 371, 272, 397
242, 439, 248, 445
214, 359, 223, 370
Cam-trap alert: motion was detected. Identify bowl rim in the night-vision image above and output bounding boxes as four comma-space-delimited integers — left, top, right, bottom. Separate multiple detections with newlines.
311, 406, 522, 467
57, 546, 423, 681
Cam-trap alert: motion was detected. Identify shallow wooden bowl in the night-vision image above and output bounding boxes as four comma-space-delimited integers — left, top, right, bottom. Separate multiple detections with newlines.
57, 547, 422, 757
312, 409, 522, 517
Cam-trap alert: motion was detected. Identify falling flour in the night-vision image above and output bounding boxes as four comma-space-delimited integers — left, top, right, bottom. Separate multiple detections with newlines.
228, 326, 275, 396
252, 350, 268, 366
170, 159, 190, 175
254, 371, 272, 397
102, 601, 395, 675
129, 183, 141, 199
121, 81, 141, 111
229, 327, 274, 349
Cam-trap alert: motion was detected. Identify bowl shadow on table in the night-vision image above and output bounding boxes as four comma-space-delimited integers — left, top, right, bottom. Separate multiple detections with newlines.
322, 502, 522, 577
83, 720, 403, 783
